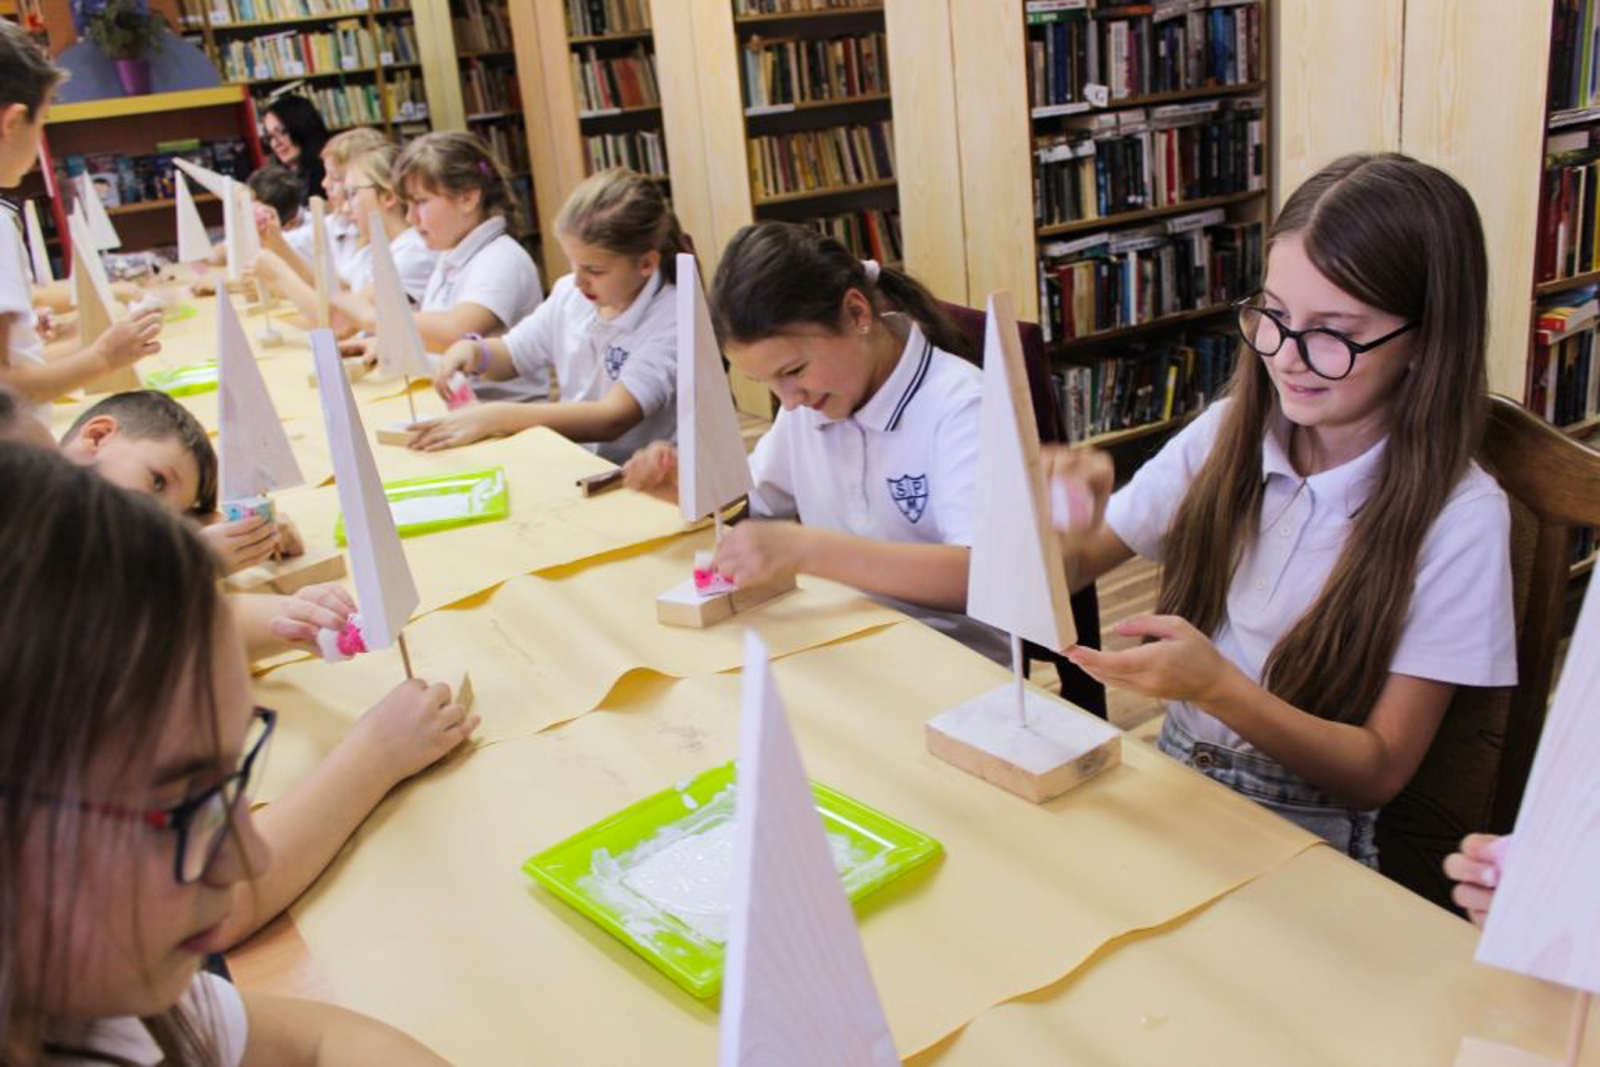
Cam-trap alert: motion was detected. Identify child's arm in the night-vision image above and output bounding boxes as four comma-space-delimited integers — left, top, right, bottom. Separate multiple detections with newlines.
711, 522, 971, 611
241, 994, 448, 1065
432, 335, 518, 389
253, 251, 364, 336
406, 385, 644, 452
414, 302, 504, 352
1066, 617, 1456, 809
0, 309, 163, 403
219, 678, 477, 949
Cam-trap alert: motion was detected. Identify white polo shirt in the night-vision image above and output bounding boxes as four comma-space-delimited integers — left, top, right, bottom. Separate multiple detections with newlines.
341, 227, 435, 304
0, 204, 45, 417
421, 215, 545, 402
1106, 398, 1518, 752
328, 211, 361, 276
48, 972, 247, 1066
504, 270, 677, 463
749, 322, 981, 545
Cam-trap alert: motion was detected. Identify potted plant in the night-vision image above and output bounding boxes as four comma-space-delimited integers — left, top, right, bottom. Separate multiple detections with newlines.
81, 0, 166, 97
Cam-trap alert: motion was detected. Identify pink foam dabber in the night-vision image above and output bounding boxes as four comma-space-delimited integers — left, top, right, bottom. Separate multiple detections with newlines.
445, 370, 475, 410
316, 613, 369, 663
693, 549, 737, 595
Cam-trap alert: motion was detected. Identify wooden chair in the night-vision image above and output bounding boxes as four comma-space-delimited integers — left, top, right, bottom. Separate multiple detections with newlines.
1378, 396, 1600, 909
941, 302, 1107, 719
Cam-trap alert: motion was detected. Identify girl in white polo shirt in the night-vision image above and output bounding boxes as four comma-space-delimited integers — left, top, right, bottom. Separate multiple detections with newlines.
1047, 154, 1517, 865
625, 222, 986, 625
406, 168, 687, 460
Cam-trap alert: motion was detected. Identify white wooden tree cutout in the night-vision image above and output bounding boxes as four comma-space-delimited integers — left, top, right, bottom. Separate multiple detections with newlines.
310, 197, 335, 328
173, 157, 230, 198
174, 173, 213, 266
657, 252, 793, 627
68, 209, 138, 395
368, 209, 430, 431
75, 173, 120, 251
924, 291, 1119, 804
310, 328, 421, 672
1461, 574, 1600, 1067
719, 630, 899, 1067
23, 199, 53, 286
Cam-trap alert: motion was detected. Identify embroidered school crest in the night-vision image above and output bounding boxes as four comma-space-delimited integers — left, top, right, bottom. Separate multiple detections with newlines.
603, 345, 629, 380
887, 474, 929, 524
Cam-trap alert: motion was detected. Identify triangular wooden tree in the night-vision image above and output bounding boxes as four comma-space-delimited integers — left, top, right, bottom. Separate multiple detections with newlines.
676, 251, 753, 523
369, 210, 429, 377
69, 210, 138, 395
23, 199, 53, 285
218, 292, 304, 501
310, 197, 335, 327
966, 290, 1076, 650
719, 630, 899, 1067
310, 328, 419, 649
75, 172, 120, 251
1477, 574, 1600, 992
226, 180, 262, 285
174, 173, 213, 265
173, 157, 230, 198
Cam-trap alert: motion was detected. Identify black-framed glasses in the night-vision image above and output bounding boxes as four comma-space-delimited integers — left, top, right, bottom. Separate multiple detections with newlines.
34, 708, 275, 884
1234, 297, 1416, 381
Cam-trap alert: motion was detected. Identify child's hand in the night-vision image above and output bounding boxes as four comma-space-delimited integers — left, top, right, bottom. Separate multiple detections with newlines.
1065, 614, 1242, 707
201, 513, 281, 574
346, 678, 479, 786
407, 404, 510, 452
710, 520, 807, 588
433, 340, 478, 398
254, 202, 283, 245
251, 248, 288, 287
189, 270, 218, 297
338, 332, 379, 369
1443, 833, 1511, 927
1040, 445, 1114, 533
96, 309, 164, 369
274, 513, 304, 558
266, 582, 358, 646
623, 441, 679, 500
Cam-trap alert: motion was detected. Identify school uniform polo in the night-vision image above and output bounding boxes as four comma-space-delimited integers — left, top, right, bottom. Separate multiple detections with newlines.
1106, 398, 1519, 754
503, 269, 677, 463
421, 215, 545, 402
327, 211, 361, 276
49, 972, 247, 1066
0, 203, 45, 420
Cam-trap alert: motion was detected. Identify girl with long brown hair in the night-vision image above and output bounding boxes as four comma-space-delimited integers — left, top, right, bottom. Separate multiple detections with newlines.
0, 444, 449, 1064
1046, 154, 1517, 864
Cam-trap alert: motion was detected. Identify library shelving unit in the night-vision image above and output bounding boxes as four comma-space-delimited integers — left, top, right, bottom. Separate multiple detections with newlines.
172, 0, 433, 136
28, 85, 265, 267
566, 0, 669, 188
454, 0, 541, 262
732, 1, 900, 271
1018, 0, 1269, 456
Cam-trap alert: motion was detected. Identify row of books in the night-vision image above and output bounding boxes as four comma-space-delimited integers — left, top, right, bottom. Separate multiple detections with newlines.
509, 175, 537, 237
1549, 0, 1600, 114
60, 141, 252, 208
584, 130, 668, 178
1038, 210, 1261, 342
1027, 0, 1261, 111
563, 0, 650, 38
734, 0, 879, 15
805, 207, 902, 264
1053, 329, 1235, 443
1539, 132, 1600, 283
481, 118, 531, 174
452, 0, 512, 53
1531, 290, 1600, 429
571, 45, 661, 113
1035, 98, 1263, 226
748, 121, 895, 200
382, 70, 429, 122
219, 21, 404, 81
740, 32, 889, 109
185, 0, 404, 28
462, 61, 519, 116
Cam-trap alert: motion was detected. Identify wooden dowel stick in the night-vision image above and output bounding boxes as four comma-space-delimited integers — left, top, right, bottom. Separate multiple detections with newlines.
1011, 633, 1026, 726
397, 630, 415, 681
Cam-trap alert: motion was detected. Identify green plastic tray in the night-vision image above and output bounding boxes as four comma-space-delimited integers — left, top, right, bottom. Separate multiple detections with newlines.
143, 361, 217, 397
335, 466, 508, 545
522, 761, 941, 1000
162, 303, 199, 324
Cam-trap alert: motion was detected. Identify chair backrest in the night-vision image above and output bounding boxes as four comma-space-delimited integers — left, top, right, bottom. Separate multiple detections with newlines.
1378, 396, 1600, 907
940, 302, 1067, 444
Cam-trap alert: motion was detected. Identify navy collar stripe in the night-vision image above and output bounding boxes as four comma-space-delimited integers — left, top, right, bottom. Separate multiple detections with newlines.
886, 339, 933, 432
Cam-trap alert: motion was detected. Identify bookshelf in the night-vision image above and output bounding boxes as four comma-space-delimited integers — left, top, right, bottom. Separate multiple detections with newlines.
453, 0, 541, 262
172, 0, 435, 135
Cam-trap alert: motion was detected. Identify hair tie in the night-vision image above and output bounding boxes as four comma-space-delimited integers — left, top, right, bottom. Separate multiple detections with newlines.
861, 258, 880, 284
478, 160, 491, 177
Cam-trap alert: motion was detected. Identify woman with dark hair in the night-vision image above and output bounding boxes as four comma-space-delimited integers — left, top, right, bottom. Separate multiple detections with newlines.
261, 94, 329, 206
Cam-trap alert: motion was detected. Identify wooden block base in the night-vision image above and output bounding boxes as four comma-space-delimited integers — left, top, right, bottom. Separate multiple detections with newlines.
926, 685, 1120, 803
257, 328, 285, 348
375, 423, 414, 447
655, 573, 797, 628
454, 670, 474, 713
224, 545, 348, 595
308, 358, 370, 388
1453, 1038, 1562, 1067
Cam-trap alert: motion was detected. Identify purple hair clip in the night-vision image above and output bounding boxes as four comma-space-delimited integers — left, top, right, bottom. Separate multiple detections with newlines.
478, 160, 491, 177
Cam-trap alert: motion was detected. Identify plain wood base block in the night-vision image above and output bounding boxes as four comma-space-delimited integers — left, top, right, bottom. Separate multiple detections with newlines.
307, 359, 370, 388
454, 671, 474, 713
926, 685, 1121, 803
375, 423, 414, 447
655, 573, 797, 628
1453, 1038, 1562, 1067
224, 545, 348, 596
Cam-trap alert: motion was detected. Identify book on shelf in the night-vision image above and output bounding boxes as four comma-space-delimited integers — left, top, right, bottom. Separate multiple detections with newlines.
804, 208, 901, 263
1531, 288, 1600, 430
305, 82, 385, 127
1037, 209, 1261, 342
1053, 328, 1234, 443
482, 121, 532, 174
60, 141, 249, 209
382, 70, 429, 123
564, 0, 651, 38
583, 130, 668, 178
1548, 0, 1600, 114
740, 31, 889, 109
198, 0, 387, 26
452, 0, 512, 52
1026, 0, 1260, 110
735, 0, 880, 14
1540, 130, 1600, 283
219, 20, 377, 81
1035, 95, 1262, 225
462, 60, 520, 115
570, 44, 661, 112
376, 20, 418, 64
748, 120, 895, 199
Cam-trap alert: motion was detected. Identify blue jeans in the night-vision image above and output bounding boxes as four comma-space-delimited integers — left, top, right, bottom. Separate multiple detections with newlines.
1158, 716, 1379, 868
